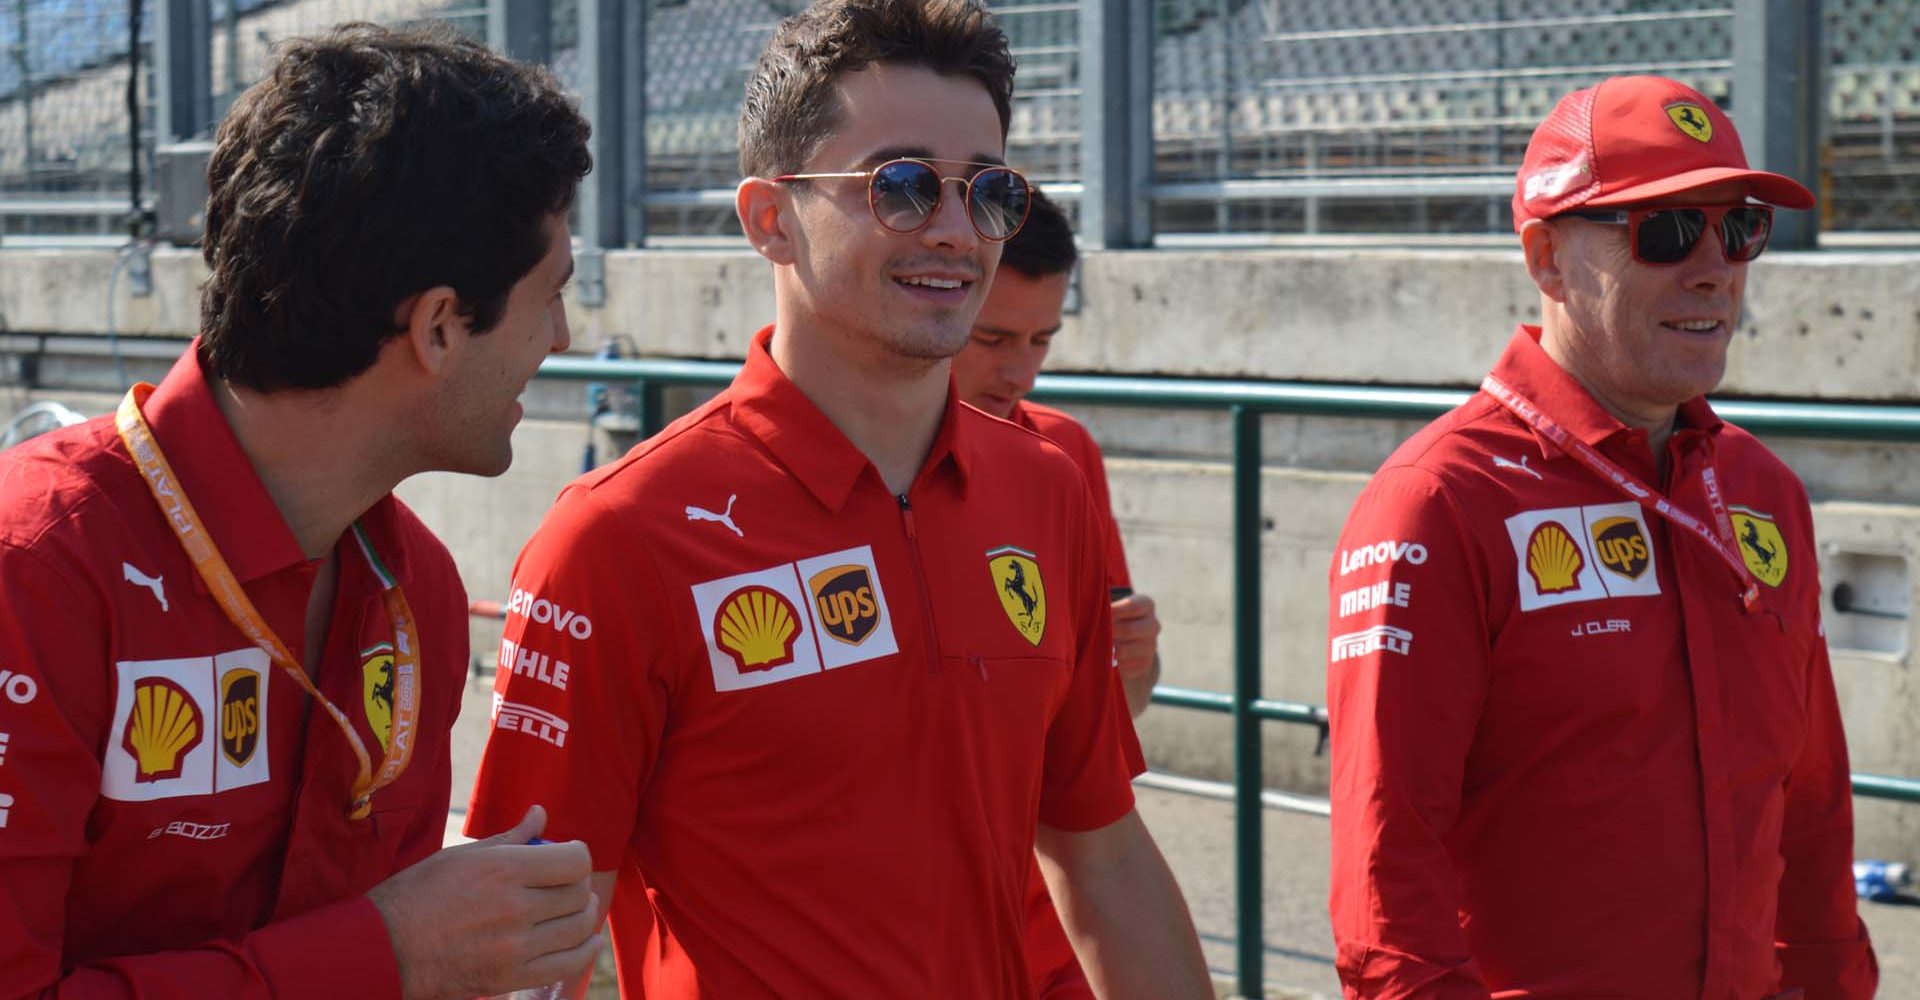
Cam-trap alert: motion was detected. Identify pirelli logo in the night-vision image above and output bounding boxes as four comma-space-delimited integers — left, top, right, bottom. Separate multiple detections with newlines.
1330, 625, 1413, 663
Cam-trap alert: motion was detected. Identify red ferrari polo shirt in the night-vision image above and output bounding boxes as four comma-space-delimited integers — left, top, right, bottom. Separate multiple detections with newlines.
1327, 326, 1875, 1000
1008, 399, 1145, 998
468, 325, 1136, 1000
0, 348, 468, 1000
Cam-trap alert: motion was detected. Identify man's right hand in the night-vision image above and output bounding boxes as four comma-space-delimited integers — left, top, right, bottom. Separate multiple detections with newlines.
366, 805, 602, 1000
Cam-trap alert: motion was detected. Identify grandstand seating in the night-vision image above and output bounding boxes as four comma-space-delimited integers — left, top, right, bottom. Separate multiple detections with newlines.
3, 0, 1915, 232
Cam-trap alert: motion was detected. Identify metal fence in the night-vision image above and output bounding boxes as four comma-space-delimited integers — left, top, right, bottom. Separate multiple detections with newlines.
1, 0, 1915, 245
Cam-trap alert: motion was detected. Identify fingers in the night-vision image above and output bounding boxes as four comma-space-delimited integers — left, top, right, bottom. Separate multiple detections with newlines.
487, 837, 594, 887
520, 879, 596, 926
476, 804, 547, 847
1112, 613, 1161, 643
524, 890, 603, 957
520, 928, 606, 989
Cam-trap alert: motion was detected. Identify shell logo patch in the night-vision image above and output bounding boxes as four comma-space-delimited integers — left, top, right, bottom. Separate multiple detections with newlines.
1730, 505, 1788, 587
1505, 503, 1662, 612
219, 667, 261, 767
126, 677, 203, 782
1590, 515, 1651, 580
1666, 103, 1713, 143
1525, 523, 1586, 594
716, 585, 802, 672
361, 645, 395, 748
104, 650, 272, 802
810, 564, 880, 646
986, 545, 1047, 646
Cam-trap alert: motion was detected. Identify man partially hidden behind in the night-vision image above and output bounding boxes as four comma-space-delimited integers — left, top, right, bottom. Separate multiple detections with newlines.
465, 1, 1213, 998
1326, 76, 1877, 999
0, 24, 602, 1000
950, 187, 1162, 1000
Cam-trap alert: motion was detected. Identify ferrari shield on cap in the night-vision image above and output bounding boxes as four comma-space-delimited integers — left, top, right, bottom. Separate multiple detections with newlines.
1512, 75, 1816, 228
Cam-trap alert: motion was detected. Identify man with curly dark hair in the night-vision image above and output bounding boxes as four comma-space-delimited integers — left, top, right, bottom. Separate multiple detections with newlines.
0, 22, 601, 1000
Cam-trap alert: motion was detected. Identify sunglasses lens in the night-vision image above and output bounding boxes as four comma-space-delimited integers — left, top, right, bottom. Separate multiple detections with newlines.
1721, 206, 1771, 261
968, 168, 1031, 241
869, 160, 941, 233
1635, 209, 1706, 264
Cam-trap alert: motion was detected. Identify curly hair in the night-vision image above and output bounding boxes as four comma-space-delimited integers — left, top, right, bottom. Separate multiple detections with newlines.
198, 22, 592, 391
997, 187, 1076, 278
738, 0, 1014, 179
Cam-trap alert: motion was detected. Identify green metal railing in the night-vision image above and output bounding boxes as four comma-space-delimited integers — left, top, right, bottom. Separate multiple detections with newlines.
538, 355, 1920, 997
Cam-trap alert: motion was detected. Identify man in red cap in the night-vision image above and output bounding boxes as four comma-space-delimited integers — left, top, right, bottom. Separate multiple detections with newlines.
1327, 75, 1877, 999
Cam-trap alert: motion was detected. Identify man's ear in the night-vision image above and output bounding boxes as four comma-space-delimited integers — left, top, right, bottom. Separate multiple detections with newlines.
1519, 218, 1569, 304
392, 287, 465, 375
737, 177, 797, 266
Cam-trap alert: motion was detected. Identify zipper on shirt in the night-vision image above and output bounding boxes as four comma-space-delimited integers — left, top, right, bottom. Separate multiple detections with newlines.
897, 493, 943, 676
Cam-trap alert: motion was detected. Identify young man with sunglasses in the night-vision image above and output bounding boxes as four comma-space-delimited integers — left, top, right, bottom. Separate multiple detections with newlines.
0, 24, 603, 1000
465, 1, 1211, 998
1327, 75, 1877, 999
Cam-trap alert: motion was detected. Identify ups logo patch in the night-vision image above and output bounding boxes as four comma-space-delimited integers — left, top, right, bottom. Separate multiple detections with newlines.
810, 564, 880, 645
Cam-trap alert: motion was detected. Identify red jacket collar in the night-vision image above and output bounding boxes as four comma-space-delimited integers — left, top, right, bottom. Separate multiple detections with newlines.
1491, 325, 1724, 451
726, 325, 973, 512
137, 344, 410, 584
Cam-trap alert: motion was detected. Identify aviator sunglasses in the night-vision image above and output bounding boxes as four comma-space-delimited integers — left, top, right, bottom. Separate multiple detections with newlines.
1561, 204, 1775, 265
775, 157, 1033, 242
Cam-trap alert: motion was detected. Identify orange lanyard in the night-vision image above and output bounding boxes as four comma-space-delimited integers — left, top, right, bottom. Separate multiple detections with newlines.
1481, 374, 1761, 614
116, 384, 421, 819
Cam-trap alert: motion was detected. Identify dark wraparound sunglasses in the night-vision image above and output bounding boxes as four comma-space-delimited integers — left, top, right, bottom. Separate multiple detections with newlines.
774, 157, 1033, 243
1561, 204, 1774, 265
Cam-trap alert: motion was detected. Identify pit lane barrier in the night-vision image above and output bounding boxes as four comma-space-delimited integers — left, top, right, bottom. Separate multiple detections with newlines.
512, 354, 1920, 998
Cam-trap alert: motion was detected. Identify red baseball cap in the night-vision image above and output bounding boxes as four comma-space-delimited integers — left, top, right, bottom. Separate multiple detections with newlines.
1512, 75, 1815, 230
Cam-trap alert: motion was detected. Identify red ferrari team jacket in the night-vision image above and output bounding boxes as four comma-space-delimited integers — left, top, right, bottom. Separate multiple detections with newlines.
0, 349, 468, 1000
1327, 327, 1875, 1000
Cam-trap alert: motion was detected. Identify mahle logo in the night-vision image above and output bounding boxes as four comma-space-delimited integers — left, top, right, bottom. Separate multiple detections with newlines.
1590, 516, 1650, 580
810, 565, 879, 646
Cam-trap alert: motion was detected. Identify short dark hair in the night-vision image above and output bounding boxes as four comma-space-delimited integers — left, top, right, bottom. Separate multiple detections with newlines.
998, 187, 1075, 278
738, 0, 1015, 179
199, 22, 592, 391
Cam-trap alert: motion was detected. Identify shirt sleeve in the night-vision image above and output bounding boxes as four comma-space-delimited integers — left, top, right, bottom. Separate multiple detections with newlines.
465, 486, 670, 871
1325, 466, 1494, 1000
1774, 555, 1877, 1000
1071, 429, 1146, 777
1037, 476, 1136, 832
0, 543, 401, 1000
1074, 430, 1131, 592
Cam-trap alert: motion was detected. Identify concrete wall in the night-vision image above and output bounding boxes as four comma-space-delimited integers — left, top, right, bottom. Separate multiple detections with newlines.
7, 244, 1920, 861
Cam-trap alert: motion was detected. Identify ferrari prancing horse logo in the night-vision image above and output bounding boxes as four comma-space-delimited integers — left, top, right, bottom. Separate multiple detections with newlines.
1729, 505, 1788, 588
362, 644, 396, 748
986, 545, 1047, 646
1666, 102, 1713, 143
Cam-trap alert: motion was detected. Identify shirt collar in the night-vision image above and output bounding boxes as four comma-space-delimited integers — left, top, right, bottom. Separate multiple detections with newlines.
1490, 324, 1724, 450
137, 344, 411, 585
727, 325, 972, 512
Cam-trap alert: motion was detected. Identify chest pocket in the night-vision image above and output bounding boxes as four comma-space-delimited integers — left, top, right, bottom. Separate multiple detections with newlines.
1713, 602, 1813, 787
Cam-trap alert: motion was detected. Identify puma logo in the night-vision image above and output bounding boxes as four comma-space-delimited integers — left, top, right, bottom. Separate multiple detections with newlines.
1493, 454, 1543, 481
122, 562, 169, 612
685, 495, 743, 538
